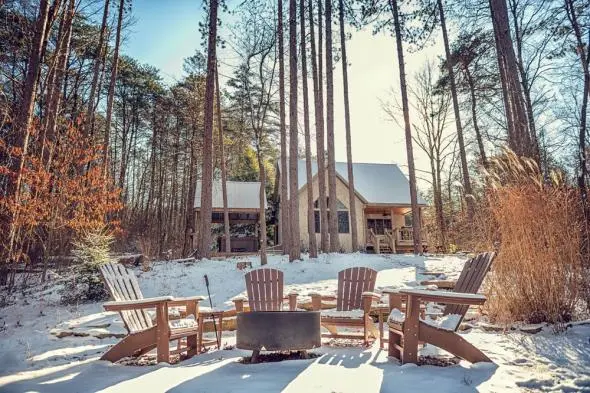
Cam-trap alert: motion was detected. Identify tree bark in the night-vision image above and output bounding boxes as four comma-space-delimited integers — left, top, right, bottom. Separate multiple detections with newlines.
325, 0, 340, 252
338, 0, 358, 251
197, 0, 219, 259
103, 0, 125, 176
288, 0, 301, 261
563, 0, 590, 266
310, 0, 329, 252
437, 0, 474, 221
464, 67, 488, 168
216, 62, 231, 254
7, 0, 52, 261
301, 0, 318, 258
258, 153, 268, 265
389, 0, 422, 254
44, 0, 75, 165
488, 0, 537, 161
85, 0, 110, 136
278, 0, 291, 255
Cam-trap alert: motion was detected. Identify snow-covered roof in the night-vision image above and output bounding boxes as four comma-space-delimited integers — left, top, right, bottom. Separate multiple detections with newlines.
194, 181, 267, 210
292, 159, 427, 206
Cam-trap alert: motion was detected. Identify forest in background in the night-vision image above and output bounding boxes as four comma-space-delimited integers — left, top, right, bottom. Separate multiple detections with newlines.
1, 0, 589, 322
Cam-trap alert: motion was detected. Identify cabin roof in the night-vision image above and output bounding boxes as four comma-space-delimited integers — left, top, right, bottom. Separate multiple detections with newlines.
194, 181, 267, 210
288, 159, 427, 206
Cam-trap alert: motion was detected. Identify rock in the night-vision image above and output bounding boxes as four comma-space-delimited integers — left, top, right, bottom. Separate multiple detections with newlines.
479, 323, 507, 332
519, 324, 544, 334
51, 329, 74, 338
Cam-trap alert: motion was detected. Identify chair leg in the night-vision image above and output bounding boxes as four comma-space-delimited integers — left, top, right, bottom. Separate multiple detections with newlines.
419, 323, 491, 363
388, 329, 401, 360
101, 327, 157, 363
187, 334, 198, 357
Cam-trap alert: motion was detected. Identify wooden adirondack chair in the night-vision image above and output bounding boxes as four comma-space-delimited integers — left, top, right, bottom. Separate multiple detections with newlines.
232, 268, 298, 312
384, 252, 496, 364
310, 267, 380, 345
100, 263, 205, 363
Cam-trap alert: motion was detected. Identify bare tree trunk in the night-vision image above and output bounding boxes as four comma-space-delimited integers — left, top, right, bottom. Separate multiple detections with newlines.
338, 0, 358, 251
288, 0, 301, 261
7, 0, 51, 260
197, 0, 219, 260
257, 153, 268, 265
44, 0, 75, 166
216, 62, 231, 254
310, 0, 329, 252
278, 0, 291, 255
489, 0, 537, 161
325, 0, 340, 252
301, 0, 318, 258
564, 0, 590, 268
464, 67, 488, 168
85, 0, 110, 136
390, 0, 422, 254
437, 0, 474, 220
103, 0, 125, 175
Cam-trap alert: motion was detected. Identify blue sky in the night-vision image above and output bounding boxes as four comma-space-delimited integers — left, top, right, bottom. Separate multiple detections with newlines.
123, 1, 448, 188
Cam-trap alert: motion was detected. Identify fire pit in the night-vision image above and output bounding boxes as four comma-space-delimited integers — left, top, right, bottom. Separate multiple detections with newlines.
236, 311, 321, 363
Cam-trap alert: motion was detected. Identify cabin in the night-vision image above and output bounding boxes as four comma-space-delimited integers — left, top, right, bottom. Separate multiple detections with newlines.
276, 160, 428, 253
193, 180, 267, 253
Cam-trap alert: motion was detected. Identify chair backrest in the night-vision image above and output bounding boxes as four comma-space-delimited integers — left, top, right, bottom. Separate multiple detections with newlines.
336, 267, 377, 311
100, 262, 153, 333
244, 268, 284, 311
444, 252, 496, 319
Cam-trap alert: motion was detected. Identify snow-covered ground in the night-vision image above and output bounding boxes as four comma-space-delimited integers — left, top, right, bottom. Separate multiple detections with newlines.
0, 253, 589, 392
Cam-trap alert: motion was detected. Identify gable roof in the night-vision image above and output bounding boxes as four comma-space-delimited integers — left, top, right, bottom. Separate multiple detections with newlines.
293, 159, 427, 206
194, 181, 267, 210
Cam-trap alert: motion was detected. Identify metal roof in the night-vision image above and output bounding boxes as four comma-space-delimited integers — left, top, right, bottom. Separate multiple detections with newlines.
294, 159, 427, 206
194, 181, 267, 210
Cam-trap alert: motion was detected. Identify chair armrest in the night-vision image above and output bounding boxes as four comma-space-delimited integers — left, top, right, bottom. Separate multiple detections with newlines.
167, 296, 205, 307
362, 291, 381, 300
419, 280, 456, 290
103, 296, 174, 311
284, 292, 298, 311
399, 289, 486, 306
232, 295, 248, 312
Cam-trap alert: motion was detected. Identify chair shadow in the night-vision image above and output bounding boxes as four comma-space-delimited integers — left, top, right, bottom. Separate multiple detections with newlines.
166, 351, 316, 393
0, 350, 228, 393
369, 348, 498, 393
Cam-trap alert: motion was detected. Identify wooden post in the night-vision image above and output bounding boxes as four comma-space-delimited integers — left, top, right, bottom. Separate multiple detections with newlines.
234, 298, 245, 312
401, 294, 419, 364
288, 293, 298, 311
156, 303, 170, 363
310, 294, 321, 311
186, 300, 198, 356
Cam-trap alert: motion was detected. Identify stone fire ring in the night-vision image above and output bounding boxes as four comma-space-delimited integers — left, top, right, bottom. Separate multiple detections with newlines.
236, 311, 321, 361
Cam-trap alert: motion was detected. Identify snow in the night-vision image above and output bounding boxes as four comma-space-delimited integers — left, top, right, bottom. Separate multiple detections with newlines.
388, 308, 406, 324
168, 315, 197, 329
1, 253, 589, 392
422, 314, 463, 331
321, 309, 364, 318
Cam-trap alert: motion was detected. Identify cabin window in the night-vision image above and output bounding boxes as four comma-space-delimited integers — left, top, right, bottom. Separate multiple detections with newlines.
367, 218, 392, 235
314, 198, 349, 234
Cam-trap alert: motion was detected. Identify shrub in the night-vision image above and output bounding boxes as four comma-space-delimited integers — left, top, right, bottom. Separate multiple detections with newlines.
478, 150, 585, 326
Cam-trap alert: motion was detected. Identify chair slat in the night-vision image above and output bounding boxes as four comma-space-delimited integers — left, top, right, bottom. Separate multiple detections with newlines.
336, 267, 378, 311
444, 252, 495, 318
244, 268, 285, 312
336, 270, 345, 310
245, 271, 255, 310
